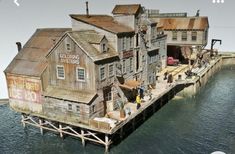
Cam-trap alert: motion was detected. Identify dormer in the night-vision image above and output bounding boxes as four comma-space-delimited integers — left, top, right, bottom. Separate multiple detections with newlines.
100, 37, 108, 53
86, 33, 109, 53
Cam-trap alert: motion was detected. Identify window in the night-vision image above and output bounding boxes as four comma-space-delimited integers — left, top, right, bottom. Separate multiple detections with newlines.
56, 65, 65, 79
130, 58, 133, 72
151, 26, 155, 39
90, 105, 95, 113
108, 64, 114, 77
126, 37, 130, 50
150, 56, 153, 63
104, 91, 112, 101
122, 37, 126, 50
172, 31, 177, 41
68, 104, 72, 111
192, 31, 197, 41
151, 55, 157, 63
66, 43, 71, 51
130, 37, 133, 49
181, 31, 187, 41
76, 68, 85, 81
122, 60, 126, 73
204, 30, 208, 41
100, 66, 106, 80
76, 105, 80, 112
102, 43, 107, 52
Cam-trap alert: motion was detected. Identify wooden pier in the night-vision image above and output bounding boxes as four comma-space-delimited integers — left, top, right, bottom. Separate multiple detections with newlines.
19, 57, 223, 152
21, 81, 181, 152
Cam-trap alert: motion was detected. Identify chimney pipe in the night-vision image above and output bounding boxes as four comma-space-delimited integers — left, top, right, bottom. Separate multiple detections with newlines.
16, 42, 22, 52
86, 1, 89, 17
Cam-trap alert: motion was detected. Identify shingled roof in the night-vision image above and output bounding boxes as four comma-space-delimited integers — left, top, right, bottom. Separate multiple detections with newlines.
70, 15, 134, 34
112, 4, 141, 15
67, 31, 119, 62
4, 28, 71, 77
156, 17, 209, 30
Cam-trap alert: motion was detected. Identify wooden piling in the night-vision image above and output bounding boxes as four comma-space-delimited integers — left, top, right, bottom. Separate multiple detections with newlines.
21, 115, 25, 128
59, 124, 63, 138
132, 118, 135, 130
120, 127, 124, 139
81, 130, 85, 147
105, 134, 109, 153
39, 119, 43, 135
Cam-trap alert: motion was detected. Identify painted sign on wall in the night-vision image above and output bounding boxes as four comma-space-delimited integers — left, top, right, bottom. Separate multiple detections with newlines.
7, 75, 42, 103
59, 53, 80, 64
123, 50, 133, 59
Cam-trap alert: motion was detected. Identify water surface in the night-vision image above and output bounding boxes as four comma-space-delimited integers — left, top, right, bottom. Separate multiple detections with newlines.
1, 65, 235, 154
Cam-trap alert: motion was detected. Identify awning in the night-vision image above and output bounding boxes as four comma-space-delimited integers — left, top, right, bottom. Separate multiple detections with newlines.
43, 86, 97, 104
119, 80, 141, 90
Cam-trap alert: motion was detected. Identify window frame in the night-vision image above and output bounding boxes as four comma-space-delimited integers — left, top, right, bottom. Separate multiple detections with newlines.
99, 66, 106, 81
76, 67, 85, 82
191, 31, 197, 41
151, 26, 155, 39
101, 43, 107, 52
122, 37, 126, 51
104, 91, 112, 101
76, 105, 80, 113
130, 36, 133, 49
122, 59, 126, 74
126, 37, 130, 50
66, 43, 71, 51
181, 31, 187, 41
56, 65, 65, 80
108, 64, 114, 77
172, 31, 177, 41
90, 105, 95, 113
130, 58, 133, 72
68, 103, 72, 111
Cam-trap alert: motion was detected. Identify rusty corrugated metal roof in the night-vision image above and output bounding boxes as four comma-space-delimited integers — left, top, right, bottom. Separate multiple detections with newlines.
43, 86, 97, 104
4, 28, 71, 77
70, 15, 134, 34
112, 4, 141, 15
67, 31, 119, 62
155, 17, 209, 30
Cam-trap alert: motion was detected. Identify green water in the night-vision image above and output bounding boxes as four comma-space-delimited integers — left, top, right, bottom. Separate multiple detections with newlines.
1, 65, 235, 154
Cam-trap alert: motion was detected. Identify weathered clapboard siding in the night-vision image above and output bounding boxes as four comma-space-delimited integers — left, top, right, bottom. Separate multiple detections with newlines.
48, 35, 96, 92
164, 30, 207, 46
113, 15, 135, 29
156, 35, 168, 69
42, 94, 104, 125
95, 61, 117, 91
41, 67, 49, 91
43, 97, 87, 124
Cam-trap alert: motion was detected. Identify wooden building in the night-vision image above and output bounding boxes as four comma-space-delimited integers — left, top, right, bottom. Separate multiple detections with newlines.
147, 10, 209, 63
4, 4, 167, 132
